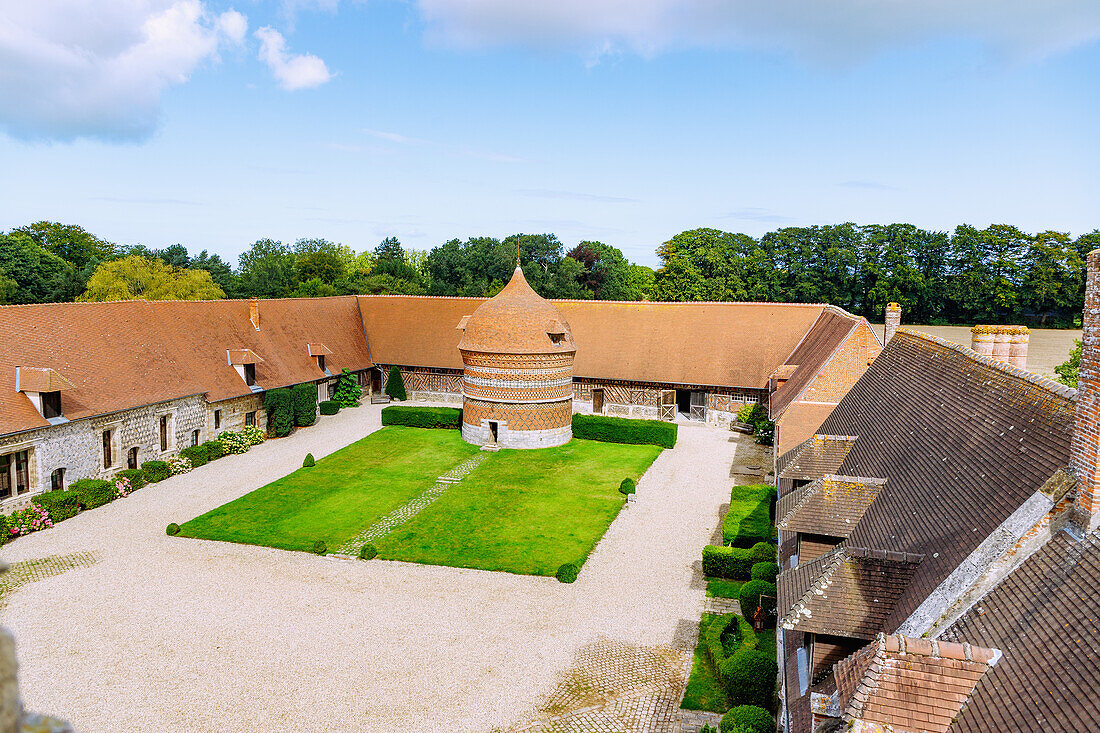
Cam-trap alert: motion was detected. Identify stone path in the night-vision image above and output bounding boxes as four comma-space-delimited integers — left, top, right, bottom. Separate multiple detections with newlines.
702, 598, 740, 615
335, 451, 489, 554
0, 553, 97, 610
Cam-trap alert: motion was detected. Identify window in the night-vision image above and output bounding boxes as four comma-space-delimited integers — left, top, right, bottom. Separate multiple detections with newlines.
127, 447, 139, 470
214, 410, 222, 430
317, 355, 326, 372
243, 363, 256, 386
50, 468, 65, 492
327, 382, 337, 400
41, 391, 62, 419
102, 430, 113, 469
159, 415, 169, 452
245, 411, 256, 427
0, 451, 30, 499
549, 333, 565, 346
191, 429, 200, 447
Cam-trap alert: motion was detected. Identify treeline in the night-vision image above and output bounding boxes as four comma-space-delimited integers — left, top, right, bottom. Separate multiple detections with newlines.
654, 224, 1099, 326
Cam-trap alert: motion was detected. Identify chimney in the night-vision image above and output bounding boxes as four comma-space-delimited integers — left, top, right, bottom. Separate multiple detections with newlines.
1072, 249, 1100, 533
249, 299, 260, 331
1009, 327, 1030, 370
971, 325, 1028, 369
884, 302, 901, 345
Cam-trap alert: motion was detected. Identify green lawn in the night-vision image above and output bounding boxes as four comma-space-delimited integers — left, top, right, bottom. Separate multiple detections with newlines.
179, 427, 480, 552
376, 438, 661, 575
706, 579, 744, 599
681, 613, 731, 713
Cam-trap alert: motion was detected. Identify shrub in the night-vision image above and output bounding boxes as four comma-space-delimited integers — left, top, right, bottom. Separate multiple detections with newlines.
264, 388, 294, 437
7, 504, 53, 538
334, 368, 364, 407
702, 545, 757, 580
383, 366, 406, 401
721, 705, 775, 733
218, 431, 250, 455
70, 478, 115, 509
739, 580, 778, 619
179, 445, 208, 468
32, 491, 79, 523
736, 403, 767, 425
704, 614, 742, 671
752, 541, 777, 563
750, 562, 779, 583
243, 425, 266, 445
381, 405, 462, 429
571, 414, 677, 448
167, 455, 193, 476
292, 382, 318, 427
722, 484, 775, 548
303, 453, 316, 468
701, 726, 717, 733
202, 440, 225, 460
619, 478, 636, 496
359, 543, 378, 560
166, 523, 181, 536
312, 539, 328, 555
556, 563, 579, 583
113, 476, 132, 498
753, 421, 775, 447
719, 649, 778, 709
115, 468, 145, 490
141, 460, 170, 483
319, 400, 340, 416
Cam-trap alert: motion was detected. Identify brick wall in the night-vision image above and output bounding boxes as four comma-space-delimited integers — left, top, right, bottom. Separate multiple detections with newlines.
798, 321, 882, 405
1072, 249, 1100, 531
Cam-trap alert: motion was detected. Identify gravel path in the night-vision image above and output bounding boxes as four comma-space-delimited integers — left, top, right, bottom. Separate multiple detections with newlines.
0, 407, 741, 732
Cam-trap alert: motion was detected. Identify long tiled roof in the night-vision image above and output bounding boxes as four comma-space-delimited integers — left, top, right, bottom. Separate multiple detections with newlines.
769, 308, 859, 418
776, 475, 886, 538
809, 328, 1076, 630
457, 265, 576, 355
0, 297, 374, 434
943, 529, 1100, 732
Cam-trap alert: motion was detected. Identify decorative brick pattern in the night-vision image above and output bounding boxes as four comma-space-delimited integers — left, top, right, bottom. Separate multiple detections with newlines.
462, 399, 572, 432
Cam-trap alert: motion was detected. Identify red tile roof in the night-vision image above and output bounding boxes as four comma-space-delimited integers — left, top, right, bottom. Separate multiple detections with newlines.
457, 265, 576, 355
770, 308, 860, 418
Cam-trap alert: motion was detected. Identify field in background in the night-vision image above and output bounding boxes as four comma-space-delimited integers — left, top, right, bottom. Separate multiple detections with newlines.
903, 325, 1080, 380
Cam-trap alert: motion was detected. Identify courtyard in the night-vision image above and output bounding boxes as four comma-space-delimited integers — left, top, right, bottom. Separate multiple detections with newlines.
0, 403, 762, 732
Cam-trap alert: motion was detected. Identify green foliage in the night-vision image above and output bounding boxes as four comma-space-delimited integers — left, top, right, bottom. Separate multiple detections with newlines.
334, 368, 363, 406
555, 563, 579, 583
722, 484, 775, 548
752, 421, 774, 447
217, 431, 250, 455
619, 478, 636, 495
166, 523, 181, 536
739, 580, 777, 619
736, 403, 767, 424
571, 413, 677, 448
750, 562, 779, 583
384, 366, 406, 401
707, 579, 744, 599
312, 539, 327, 555
720, 706, 775, 733
292, 383, 317, 427
701, 726, 718, 733
381, 405, 461, 429
264, 388, 295, 437
303, 453, 315, 467
1056, 338, 1082, 387
179, 445, 208, 468
32, 491, 80, 523
359, 543, 378, 560
752, 542, 777, 562
79, 255, 224, 301
141, 460, 170, 483
238, 239, 296, 298
720, 650, 778, 710
319, 400, 340, 416
115, 468, 145, 489
702, 543, 776, 580
12, 221, 115, 270
69, 479, 114, 509
0, 231, 73, 304
202, 440, 225, 460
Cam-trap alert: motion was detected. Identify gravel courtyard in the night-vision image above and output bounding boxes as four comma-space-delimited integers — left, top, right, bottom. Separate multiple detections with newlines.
1, 405, 746, 732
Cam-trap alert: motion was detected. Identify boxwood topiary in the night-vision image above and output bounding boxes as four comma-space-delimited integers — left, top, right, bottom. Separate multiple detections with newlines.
556, 563, 579, 583
720, 705, 775, 733
292, 382, 318, 427
381, 405, 462, 429
166, 523, 181, 536
384, 366, 406, 401
750, 561, 779, 583
179, 445, 208, 468
264, 388, 295, 437
619, 478, 636, 496
739, 579, 778, 621
69, 478, 115, 509
719, 649, 778, 709
571, 413, 677, 448
751, 541, 776, 562
312, 540, 327, 555
303, 453, 315, 468
202, 440, 225, 460
319, 400, 340, 416
141, 460, 170, 483
116, 468, 146, 490
32, 491, 80, 523
702, 545, 758, 580
359, 543, 378, 560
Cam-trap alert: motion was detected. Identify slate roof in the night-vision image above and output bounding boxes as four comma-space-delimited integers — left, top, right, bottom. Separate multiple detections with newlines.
835, 634, 997, 733
777, 435, 858, 481
457, 265, 577, 355
770, 307, 860, 418
779, 546, 924, 640
776, 475, 886, 538
942, 529, 1100, 732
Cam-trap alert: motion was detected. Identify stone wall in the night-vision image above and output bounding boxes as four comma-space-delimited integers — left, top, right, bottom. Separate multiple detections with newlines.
572, 378, 766, 427
208, 394, 266, 437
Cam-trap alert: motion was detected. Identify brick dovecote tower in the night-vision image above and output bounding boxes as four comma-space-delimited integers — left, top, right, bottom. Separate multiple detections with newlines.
456, 265, 575, 449
884, 302, 901, 345
1072, 250, 1100, 532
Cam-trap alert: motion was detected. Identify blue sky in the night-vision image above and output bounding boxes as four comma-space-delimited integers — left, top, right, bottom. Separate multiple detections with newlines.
1, 1, 1098, 267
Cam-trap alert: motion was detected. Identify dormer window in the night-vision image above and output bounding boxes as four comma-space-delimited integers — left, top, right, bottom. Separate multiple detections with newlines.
16, 366, 74, 424
41, 391, 62, 419
549, 333, 565, 346
308, 343, 333, 375
546, 319, 568, 347
227, 349, 264, 391
243, 363, 256, 386
317, 355, 326, 373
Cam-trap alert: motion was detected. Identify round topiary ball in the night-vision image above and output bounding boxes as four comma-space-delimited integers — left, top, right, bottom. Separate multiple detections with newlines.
751, 541, 776, 562
359, 543, 378, 560
556, 563, 579, 583
750, 561, 779, 583
739, 579, 777, 619
619, 478, 636, 496
312, 540, 327, 555
303, 453, 315, 468
718, 649, 778, 709
720, 705, 775, 733
166, 523, 180, 536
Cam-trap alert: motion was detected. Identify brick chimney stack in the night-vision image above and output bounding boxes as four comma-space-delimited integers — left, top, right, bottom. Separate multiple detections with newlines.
1072, 249, 1100, 533
884, 302, 901, 345
249, 299, 260, 331
971, 325, 1028, 370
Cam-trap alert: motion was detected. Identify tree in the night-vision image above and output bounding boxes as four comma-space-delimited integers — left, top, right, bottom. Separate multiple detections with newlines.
153, 244, 191, 268
373, 237, 420, 282
0, 232, 73, 303
291, 278, 340, 298
383, 366, 406, 401
79, 256, 225, 301
425, 237, 514, 296
238, 239, 295, 298
11, 221, 115, 270
334, 368, 364, 406
623, 264, 655, 301
294, 238, 354, 284
191, 250, 240, 297
566, 241, 633, 299
1055, 339, 1082, 388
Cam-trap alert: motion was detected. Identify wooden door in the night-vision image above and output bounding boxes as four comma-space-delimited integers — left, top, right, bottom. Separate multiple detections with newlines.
592, 388, 604, 414
660, 390, 676, 421
690, 391, 707, 422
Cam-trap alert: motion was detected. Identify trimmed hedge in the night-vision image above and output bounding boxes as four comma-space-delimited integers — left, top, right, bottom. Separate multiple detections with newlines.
619, 478, 636, 496
384, 366, 406, 401
722, 649, 778, 709
115, 468, 146, 490
303, 453, 315, 468
69, 478, 114, 510
202, 440, 225, 460
32, 491, 80, 523
556, 563, 579, 583
292, 382, 318, 427
320, 400, 340, 416
381, 405, 462, 429
738, 579, 777, 618
141, 460, 170, 483
571, 413, 677, 448
750, 561, 779, 583
265, 388, 294, 437
179, 445, 208, 468
722, 484, 776, 548
703, 542, 776, 580
720, 706, 775, 733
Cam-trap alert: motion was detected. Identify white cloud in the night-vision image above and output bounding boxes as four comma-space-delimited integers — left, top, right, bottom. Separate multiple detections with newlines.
255, 26, 332, 90
0, 1, 247, 142
415, 0, 1100, 62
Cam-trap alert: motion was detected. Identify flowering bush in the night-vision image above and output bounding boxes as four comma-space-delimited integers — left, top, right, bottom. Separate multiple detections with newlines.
218, 430, 250, 455
114, 476, 131, 499
242, 426, 266, 446
8, 504, 53, 537
167, 455, 193, 476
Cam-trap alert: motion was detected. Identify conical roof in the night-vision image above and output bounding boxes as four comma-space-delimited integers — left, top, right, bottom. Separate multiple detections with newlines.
457, 265, 576, 354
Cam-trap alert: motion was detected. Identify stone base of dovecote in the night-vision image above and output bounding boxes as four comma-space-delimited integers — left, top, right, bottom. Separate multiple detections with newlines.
461, 421, 572, 450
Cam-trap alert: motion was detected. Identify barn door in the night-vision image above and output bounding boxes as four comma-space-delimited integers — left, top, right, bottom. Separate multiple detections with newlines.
660, 390, 676, 421
690, 391, 707, 422
592, 388, 605, 414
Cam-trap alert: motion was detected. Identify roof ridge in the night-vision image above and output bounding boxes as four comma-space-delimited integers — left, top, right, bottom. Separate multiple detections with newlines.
828, 474, 888, 487
775, 480, 820, 528
782, 548, 847, 629
896, 327, 1077, 400
882, 633, 998, 664
844, 634, 887, 721
845, 546, 925, 564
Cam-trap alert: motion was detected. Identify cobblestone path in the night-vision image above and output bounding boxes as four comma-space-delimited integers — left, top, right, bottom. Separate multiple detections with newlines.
702, 597, 740, 615
335, 452, 489, 554
0, 553, 97, 610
